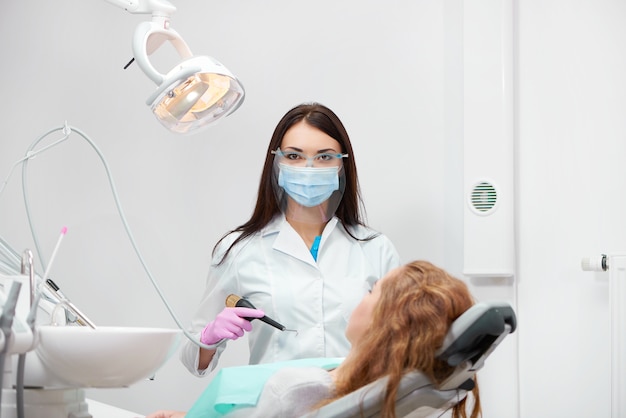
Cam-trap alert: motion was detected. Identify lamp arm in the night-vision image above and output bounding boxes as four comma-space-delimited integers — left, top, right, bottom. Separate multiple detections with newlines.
103, 0, 176, 16
132, 21, 194, 85
104, 0, 192, 86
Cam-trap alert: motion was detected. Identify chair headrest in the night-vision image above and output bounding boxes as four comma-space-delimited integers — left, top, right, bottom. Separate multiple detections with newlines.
434, 301, 516, 390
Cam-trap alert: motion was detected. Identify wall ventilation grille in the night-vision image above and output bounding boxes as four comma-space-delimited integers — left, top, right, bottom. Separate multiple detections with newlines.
470, 181, 497, 214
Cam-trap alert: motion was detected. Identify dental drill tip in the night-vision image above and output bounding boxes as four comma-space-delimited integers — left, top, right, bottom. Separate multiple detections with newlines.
284, 329, 298, 336
225, 294, 241, 308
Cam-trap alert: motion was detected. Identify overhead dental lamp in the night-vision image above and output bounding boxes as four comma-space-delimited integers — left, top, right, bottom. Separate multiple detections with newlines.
106, 0, 245, 134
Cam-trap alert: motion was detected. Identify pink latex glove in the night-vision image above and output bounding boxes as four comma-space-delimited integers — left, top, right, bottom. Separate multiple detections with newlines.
200, 307, 265, 345
143, 410, 186, 418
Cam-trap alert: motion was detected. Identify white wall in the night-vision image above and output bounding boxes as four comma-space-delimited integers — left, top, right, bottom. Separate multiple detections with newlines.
1, 0, 625, 417
516, 0, 626, 416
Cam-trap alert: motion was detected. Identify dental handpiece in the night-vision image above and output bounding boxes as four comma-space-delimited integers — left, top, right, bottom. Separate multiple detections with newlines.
45, 279, 97, 329
225, 294, 297, 333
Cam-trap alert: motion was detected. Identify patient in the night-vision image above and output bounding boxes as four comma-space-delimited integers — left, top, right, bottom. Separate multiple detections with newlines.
147, 260, 481, 418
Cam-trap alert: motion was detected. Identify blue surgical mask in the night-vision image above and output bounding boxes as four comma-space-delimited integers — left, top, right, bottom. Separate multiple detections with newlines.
278, 164, 339, 207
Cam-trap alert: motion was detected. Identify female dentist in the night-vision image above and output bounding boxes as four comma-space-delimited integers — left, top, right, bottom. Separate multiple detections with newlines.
180, 102, 400, 376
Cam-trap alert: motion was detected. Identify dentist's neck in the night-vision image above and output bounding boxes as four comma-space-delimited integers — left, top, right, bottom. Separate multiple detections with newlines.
287, 217, 327, 249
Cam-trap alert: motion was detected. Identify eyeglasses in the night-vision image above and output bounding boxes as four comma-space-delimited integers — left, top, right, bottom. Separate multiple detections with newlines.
271, 148, 349, 167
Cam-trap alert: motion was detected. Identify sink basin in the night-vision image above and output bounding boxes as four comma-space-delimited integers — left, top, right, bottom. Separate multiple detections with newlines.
34, 326, 182, 388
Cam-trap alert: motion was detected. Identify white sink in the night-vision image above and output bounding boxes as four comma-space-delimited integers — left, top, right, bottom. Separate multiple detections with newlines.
34, 326, 182, 388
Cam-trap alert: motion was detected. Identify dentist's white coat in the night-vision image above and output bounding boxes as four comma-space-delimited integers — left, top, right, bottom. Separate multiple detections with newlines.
180, 215, 400, 376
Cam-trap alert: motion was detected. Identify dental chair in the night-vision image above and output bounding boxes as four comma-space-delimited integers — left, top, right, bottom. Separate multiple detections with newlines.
304, 301, 517, 418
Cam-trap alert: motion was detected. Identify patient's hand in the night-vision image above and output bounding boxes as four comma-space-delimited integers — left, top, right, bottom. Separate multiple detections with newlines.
144, 410, 186, 418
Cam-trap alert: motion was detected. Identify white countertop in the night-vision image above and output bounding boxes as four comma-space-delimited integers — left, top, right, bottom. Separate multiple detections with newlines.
86, 399, 144, 418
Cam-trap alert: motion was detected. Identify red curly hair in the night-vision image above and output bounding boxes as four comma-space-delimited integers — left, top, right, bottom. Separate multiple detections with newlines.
318, 260, 481, 418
